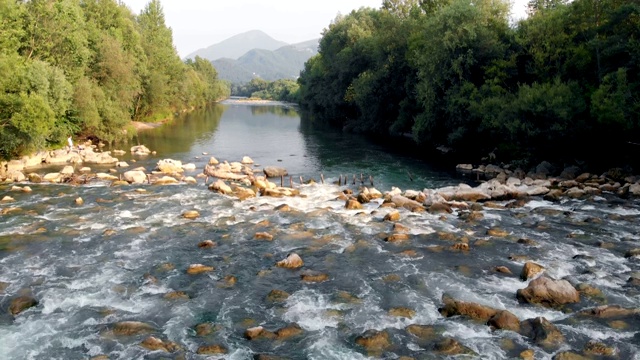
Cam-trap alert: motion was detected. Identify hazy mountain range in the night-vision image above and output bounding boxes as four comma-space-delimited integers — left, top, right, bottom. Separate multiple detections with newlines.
186, 30, 319, 84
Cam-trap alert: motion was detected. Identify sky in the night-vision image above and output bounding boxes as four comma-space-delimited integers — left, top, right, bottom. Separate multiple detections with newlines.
121, 0, 531, 58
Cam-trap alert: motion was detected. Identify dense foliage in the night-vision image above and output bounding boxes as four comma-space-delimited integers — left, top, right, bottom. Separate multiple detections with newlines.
233, 78, 300, 102
298, 0, 640, 169
0, 0, 229, 159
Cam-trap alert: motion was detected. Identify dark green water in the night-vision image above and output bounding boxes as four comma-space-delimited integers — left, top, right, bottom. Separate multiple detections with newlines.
128, 102, 459, 191
0, 101, 639, 359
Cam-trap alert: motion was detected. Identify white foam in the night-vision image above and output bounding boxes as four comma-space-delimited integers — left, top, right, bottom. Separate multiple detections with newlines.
307, 329, 371, 360
283, 290, 342, 331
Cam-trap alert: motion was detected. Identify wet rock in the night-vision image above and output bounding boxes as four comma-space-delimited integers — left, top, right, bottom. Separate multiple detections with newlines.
152, 176, 179, 185
2, 196, 15, 202
156, 159, 183, 174
517, 238, 537, 246
195, 323, 218, 336
516, 277, 580, 307
385, 233, 409, 242
183, 176, 197, 184
300, 271, 329, 283
244, 326, 275, 340
234, 186, 256, 200
164, 291, 189, 300
575, 283, 603, 299
625, 248, 640, 257
274, 204, 291, 212
519, 349, 535, 360
451, 242, 469, 251
398, 249, 420, 257
389, 307, 415, 318
209, 179, 232, 195
543, 189, 563, 202
219, 275, 237, 288
112, 321, 155, 336
355, 330, 391, 351
208, 156, 219, 165
0, 281, 8, 293
140, 336, 180, 352
197, 344, 227, 354
487, 228, 509, 237
198, 240, 216, 248
583, 340, 616, 356
405, 325, 436, 340
393, 223, 409, 233
428, 202, 453, 214
552, 352, 589, 360
276, 253, 303, 269
123, 170, 147, 184
433, 337, 476, 356
519, 317, 565, 350
131, 145, 151, 156
383, 210, 400, 222
182, 210, 200, 220
255, 232, 274, 241
9, 295, 38, 315
578, 305, 640, 318
520, 262, 545, 281
266, 289, 290, 303
494, 266, 513, 275
345, 199, 363, 210
275, 323, 303, 339
186, 264, 214, 275
263, 166, 288, 178
488, 310, 521, 332
439, 295, 499, 322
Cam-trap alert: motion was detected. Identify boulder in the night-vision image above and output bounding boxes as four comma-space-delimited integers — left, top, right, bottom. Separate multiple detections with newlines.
516, 277, 580, 307
577, 305, 640, 319
140, 336, 180, 352
519, 317, 565, 350
6, 170, 26, 182
266, 289, 290, 303
520, 262, 545, 281
208, 157, 219, 165
123, 170, 147, 184
183, 176, 197, 184
182, 210, 200, 220
241, 156, 254, 164
181, 163, 196, 171
276, 253, 303, 269
9, 296, 38, 315
488, 310, 521, 332
345, 199, 363, 210
275, 323, 304, 339
389, 195, 424, 211
439, 295, 499, 322
186, 264, 214, 275
433, 337, 476, 356
196, 345, 227, 355
130, 145, 151, 156
209, 179, 232, 195
383, 210, 400, 222
428, 202, 452, 214
300, 271, 329, 282
82, 151, 117, 165
152, 176, 179, 185
203, 164, 248, 180
43, 172, 63, 183
116, 161, 129, 168
355, 330, 391, 351
389, 307, 416, 319
244, 326, 275, 340
583, 340, 617, 356
156, 159, 183, 174
630, 183, 640, 196
263, 166, 288, 178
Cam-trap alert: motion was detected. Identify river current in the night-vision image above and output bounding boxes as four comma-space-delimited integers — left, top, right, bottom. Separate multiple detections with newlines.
0, 102, 639, 359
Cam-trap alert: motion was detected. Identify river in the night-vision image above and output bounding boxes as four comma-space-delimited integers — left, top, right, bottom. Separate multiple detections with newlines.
0, 101, 638, 359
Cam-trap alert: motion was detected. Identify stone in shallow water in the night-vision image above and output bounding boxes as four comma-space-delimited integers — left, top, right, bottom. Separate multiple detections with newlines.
389, 307, 415, 319
275, 323, 303, 340
583, 340, 616, 356
197, 344, 227, 354
519, 317, 565, 350
300, 271, 329, 283
9, 295, 38, 315
186, 264, 214, 275
517, 277, 580, 307
433, 337, 476, 356
140, 336, 180, 352
355, 330, 391, 351
266, 289, 290, 303
520, 262, 545, 281
276, 253, 303, 269
112, 321, 155, 336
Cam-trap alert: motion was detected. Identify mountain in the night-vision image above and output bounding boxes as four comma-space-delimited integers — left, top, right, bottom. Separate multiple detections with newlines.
186, 30, 288, 60
212, 39, 319, 84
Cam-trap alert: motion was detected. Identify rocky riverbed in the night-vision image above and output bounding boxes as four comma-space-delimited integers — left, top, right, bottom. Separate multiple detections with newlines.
0, 147, 639, 359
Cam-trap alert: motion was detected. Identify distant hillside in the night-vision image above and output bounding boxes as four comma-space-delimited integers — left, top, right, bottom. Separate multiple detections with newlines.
213, 39, 319, 84
186, 30, 287, 60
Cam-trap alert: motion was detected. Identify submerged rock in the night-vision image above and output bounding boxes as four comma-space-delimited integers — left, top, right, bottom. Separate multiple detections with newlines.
9, 295, 38, 316
112, 321, 155, 336
140, 336, 180, 352
186, 264, 214, 275
433, 337, 476, 356
196, 344, 227, 354
519, 317, 565, 350
355, 330, 391, 351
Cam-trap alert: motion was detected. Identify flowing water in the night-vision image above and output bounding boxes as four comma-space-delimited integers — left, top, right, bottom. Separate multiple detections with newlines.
0, 101, 639, 359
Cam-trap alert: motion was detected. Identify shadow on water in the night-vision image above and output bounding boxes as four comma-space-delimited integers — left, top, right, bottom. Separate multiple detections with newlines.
131, 105, 226, 155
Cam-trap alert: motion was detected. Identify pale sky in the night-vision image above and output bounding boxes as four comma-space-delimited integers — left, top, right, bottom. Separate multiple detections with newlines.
121, 0, 530, 58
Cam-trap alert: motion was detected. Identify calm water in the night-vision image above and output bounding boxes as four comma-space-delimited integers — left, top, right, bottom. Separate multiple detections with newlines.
0, 102, 639, 359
